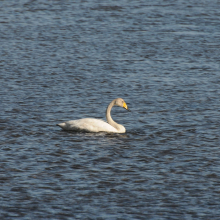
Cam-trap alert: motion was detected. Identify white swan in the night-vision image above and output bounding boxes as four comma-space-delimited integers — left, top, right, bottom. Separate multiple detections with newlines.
57, 98, 130, 133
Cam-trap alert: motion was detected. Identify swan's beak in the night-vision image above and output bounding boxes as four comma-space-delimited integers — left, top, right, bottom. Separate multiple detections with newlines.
123, 102, 131, 112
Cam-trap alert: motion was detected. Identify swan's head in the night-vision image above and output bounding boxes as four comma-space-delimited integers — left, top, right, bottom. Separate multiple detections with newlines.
115, 98, 130, 111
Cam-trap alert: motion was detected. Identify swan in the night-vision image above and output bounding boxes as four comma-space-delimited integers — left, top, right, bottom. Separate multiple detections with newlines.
57, 98, 130, 133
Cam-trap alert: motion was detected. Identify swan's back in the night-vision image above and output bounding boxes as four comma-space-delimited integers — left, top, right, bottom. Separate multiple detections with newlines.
57, 118, 120, 133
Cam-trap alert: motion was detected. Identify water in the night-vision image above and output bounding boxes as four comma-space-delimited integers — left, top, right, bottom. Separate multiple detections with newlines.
1, 0, 220, 219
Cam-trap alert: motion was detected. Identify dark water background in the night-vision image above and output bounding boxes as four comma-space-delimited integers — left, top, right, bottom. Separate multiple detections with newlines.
1, 0, 220, 219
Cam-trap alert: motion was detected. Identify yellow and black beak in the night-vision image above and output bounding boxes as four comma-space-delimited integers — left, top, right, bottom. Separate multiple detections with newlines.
123, 102, 131, 112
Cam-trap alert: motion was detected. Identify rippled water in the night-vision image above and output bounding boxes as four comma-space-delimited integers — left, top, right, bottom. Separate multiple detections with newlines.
1, 0, 220, 219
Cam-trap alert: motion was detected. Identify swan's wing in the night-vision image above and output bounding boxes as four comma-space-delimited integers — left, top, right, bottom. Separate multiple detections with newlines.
57, 118, 118, 133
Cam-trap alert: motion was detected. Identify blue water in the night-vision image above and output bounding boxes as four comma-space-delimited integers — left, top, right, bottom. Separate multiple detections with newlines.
1, 0, 220, 219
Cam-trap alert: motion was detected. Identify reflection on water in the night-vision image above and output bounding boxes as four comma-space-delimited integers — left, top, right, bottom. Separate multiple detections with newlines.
1, 0, 220, 219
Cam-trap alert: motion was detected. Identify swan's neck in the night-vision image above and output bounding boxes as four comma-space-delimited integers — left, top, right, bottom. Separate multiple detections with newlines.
106, 99, 125, 133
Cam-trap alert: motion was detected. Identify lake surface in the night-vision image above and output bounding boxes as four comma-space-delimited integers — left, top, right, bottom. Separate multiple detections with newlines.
1, 0, 220, 219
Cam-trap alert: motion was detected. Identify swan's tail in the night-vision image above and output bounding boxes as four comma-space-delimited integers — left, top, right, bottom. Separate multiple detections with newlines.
57, 123, 65, 128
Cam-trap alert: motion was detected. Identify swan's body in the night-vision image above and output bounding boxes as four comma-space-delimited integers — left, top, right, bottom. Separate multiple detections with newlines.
57, 98, 130, 133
